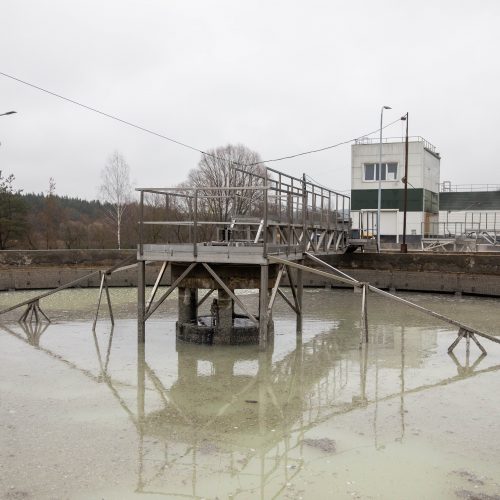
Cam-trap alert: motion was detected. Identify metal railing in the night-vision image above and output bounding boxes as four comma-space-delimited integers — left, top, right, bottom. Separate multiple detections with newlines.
440, 182, 500, 192
354, 136, 438, 154
136, 167, 351, 258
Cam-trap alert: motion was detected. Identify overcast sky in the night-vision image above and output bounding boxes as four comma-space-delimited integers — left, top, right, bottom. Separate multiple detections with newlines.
1, 0, 499, 200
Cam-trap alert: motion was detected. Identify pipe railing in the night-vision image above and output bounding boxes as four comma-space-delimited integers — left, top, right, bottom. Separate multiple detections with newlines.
136, 172, 351, 255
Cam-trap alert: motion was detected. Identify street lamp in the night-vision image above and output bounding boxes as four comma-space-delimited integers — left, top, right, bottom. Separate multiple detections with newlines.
377, 105, 391, 253
400, 113, 409, 253
0, 111, 16, 117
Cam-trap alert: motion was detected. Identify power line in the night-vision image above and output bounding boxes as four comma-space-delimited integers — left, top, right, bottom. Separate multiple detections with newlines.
248, 117, 402, 166
0, 70, 401, 168
0, 71, 207, 155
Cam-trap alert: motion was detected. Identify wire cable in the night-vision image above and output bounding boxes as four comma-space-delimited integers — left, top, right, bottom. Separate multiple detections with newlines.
0, 70, 402, 168
247, 117, 402, 166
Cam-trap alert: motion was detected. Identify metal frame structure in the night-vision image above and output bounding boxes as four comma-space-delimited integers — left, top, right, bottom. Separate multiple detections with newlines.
0, 255, 138, 329
136, 167, 351, 349
422, 216, 500, 252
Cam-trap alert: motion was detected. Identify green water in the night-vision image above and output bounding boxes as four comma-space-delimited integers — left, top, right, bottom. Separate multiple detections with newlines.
1, 288, 500, 499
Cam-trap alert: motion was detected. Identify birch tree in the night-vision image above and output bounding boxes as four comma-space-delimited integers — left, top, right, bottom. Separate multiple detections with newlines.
99, 151, 132, 249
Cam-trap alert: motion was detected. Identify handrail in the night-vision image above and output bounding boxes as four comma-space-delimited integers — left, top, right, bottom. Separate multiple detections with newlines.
136, 167, 351, 253
440, 183, 500, 192
354, 136, 438, 154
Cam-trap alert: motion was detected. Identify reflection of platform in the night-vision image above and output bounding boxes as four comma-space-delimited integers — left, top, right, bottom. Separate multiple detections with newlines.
3, 314, 500, 499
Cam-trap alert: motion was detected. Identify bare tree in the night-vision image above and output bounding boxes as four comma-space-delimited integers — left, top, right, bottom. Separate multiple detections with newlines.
99, 151, 132, 249
187, 144, 266, 222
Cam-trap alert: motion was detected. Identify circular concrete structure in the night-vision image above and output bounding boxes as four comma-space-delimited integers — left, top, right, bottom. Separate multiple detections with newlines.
176, 314, 274, 345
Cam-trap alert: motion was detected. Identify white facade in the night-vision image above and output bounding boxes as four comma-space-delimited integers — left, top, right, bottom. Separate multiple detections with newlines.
350, 137, 440, 239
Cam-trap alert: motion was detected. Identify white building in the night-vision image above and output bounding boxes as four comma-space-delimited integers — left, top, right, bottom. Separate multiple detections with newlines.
350, 137, 440, 241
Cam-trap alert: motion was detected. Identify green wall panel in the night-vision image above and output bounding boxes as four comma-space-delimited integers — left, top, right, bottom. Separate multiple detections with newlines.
351, 188, 437, 214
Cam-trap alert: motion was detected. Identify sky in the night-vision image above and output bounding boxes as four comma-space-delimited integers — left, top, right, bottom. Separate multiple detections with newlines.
0, 0, 499, 200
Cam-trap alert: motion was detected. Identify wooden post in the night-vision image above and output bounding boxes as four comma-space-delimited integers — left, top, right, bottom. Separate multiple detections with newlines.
259, 264, 269, 351
138, 260, 146, 343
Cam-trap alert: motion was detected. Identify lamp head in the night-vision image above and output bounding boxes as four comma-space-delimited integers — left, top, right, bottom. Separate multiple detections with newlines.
383, 106, 392, 110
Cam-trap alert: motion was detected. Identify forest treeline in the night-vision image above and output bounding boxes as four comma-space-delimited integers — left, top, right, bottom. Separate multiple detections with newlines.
0, 144, 266, 250
1, 190, 138, 250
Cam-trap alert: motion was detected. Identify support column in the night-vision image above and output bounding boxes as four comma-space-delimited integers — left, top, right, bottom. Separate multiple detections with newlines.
216, 288, 234, 343
138, 260, 146, 343
259, 265, 269, 351
178, 287, 198, 324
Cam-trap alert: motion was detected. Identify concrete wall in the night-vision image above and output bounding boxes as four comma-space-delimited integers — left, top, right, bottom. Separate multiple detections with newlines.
0, 250, 163, 290
302, 253, 500, 297
2, 250, 500, 297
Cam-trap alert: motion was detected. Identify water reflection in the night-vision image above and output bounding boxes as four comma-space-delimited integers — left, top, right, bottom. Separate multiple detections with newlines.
1, 308, 500, 498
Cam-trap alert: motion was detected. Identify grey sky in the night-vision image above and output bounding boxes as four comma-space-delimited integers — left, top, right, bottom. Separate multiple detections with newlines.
1, 0, 499, 200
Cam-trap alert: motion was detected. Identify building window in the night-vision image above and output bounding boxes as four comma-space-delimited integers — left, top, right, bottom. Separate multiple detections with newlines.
363, 163, 398, 182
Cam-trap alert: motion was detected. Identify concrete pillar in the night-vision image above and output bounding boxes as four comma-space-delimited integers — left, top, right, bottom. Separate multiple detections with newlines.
178, 287, 198, 324
138, 260, 146, 343
217, 288, 234, 335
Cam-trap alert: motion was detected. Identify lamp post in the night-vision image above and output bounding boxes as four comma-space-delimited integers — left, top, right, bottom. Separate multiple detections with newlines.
377, 105, 391, 253
0, 111, 16, 117
400, 113, 409, 253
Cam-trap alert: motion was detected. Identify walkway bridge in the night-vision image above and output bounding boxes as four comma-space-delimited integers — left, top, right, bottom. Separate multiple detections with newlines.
136, 167, 351, 348
137, 167, 351, 264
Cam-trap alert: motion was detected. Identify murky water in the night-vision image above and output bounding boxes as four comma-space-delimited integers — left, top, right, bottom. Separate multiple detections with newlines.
1, 288, 500, 499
